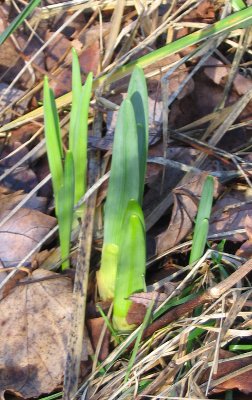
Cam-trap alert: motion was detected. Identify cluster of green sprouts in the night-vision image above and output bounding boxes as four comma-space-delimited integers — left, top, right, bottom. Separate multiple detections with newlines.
96, 67, 149, 330
43, 49, 92, 270
44, 51, 148, 330
44, 51, 214, 332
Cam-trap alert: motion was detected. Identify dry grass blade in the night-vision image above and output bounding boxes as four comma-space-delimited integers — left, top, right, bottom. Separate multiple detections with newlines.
1, 7, 251, 133
102, 0, 126, 68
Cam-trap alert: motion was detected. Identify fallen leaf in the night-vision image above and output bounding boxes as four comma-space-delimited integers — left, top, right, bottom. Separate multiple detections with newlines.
0, 141, 38, 192
0, 189, 47, 215
201, 349, 252, 394
209, 187, 252, 241
156, 173, 222, 255
86, 317, 110, 361
126, 302, 147, 326
236, 215, 252, 258
204, 56, 252, 96
0, 208, 56, 269
0, 83, 29, 123
45, 30, 100, 97
0, 268, 73, 398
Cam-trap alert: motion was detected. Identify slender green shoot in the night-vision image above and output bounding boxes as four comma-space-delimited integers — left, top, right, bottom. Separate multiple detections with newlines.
229, 344, 252, 351
69, 49, 93, 208
43, 51, 92, 269
113, 200, 146, 331
128, 66, 149, 203
189, 175, 214, 264
96, 303, 121, 345
231, 0, 246, 11
69, 49, 82, 151
58, 151, 75, 270
43, 76, 63, 216
0, 0, 41, 46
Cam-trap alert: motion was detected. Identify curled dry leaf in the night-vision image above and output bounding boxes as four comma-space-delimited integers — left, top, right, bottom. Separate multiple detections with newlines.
0, 269, 73, 398
156, 173, 222, 255
209, 187, 252, 242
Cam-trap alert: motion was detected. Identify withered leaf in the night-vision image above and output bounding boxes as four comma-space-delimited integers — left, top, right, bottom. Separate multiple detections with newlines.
156, 173, 222, 254
127, 292, 169, 326
0, 208, 56, 269
201, 350, 252, 394
0, 269, 73, 398
209, 187, 252, 242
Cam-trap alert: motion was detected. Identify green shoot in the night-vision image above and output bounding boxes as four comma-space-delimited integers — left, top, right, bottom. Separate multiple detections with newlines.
128, 66, 149, 203
113, 200, 146, 331
58, 151, 75, 270
43, 50, 93, 270
97, 99, 140, 300
97, 66, 149, 303
189, 175, 214, 264
0, 0, 41, 46
43, 76, 63, 216
69, 49, 93, 209
231, 0, 246, 11
69, 48, 82, 151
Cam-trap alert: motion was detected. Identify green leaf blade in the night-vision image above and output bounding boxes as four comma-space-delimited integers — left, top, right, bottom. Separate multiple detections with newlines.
43, 76, 63, 215
103, 98, 140, 247
113, 200, 146, 331
128, 66, 149, 204
69, 48, 82, 152
0, 0, 41, 46
58, 150, 75, 270
71, 72, 93, 206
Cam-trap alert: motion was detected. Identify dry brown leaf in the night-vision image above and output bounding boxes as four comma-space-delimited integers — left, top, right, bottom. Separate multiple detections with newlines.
0, 141, 38, 192
45, 31, 100, 97
86, 317, 110, 361
209, 187, 252, 241
0, 208, 56, 269
201, 350, 252, 394
156, 173, 222, 255
0, 268, 73, 398
204, 56, 252, 96
0, 189, 47, 216
236, 215, 252, 258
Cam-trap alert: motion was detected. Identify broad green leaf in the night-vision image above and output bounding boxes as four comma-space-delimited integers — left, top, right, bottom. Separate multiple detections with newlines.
58, 151, 75, 270
96, 243, 119, 300
71, 73, 93, 206
103, 98, 140, 246
189, 175, 214, 263
69, 48, 82, 151
189, 219, 209, 264
113, 200, 146, 331
43, 76, 63, 215
231, 0, 246, 11
0, 0, 41, 46
128, 66, 149, 204
194, 175, 214, 229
